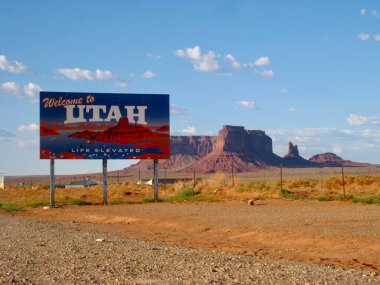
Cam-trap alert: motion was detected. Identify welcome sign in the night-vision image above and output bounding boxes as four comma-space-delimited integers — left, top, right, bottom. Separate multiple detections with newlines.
40, 92, 170, 159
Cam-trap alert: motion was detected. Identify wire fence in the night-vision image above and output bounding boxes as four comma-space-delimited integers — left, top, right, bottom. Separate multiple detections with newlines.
3, 165, 380, 190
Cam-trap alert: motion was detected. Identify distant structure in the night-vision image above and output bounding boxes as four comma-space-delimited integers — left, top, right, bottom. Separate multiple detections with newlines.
0, 173, 4, 190
57, 179, 100, 189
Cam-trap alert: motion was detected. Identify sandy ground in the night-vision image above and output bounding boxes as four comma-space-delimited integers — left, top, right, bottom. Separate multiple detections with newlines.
16, 200, 380, 272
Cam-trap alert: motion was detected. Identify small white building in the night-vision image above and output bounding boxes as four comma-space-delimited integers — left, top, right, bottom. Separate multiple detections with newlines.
0, 173, 4, 190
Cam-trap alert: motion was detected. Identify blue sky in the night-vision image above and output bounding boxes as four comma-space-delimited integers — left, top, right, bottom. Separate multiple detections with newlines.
1, 0, 380, 175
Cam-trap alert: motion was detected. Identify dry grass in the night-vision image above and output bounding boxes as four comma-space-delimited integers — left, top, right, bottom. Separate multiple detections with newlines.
1, 173, 380, 210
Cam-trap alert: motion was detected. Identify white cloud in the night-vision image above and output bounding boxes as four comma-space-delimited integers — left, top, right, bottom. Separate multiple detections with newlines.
373, 34, 380, 41
255, 69, 274, 77
288, 107, 297, 112
24, 83, 42, 100
0, 54, 27, 73
1, 81, 42, 101
332, 145, 343, 154
279, 88, 288, 94
358, 33, 370, 41
175, 46, 221, 72
146, 53, 162, 60
371, 10, 379, 18
1, 81, 20, 95
178, 126, 196, 134
236, 100, 257, 110
254, 56, 271, 67
360, 8, 366, 16
56, 68, 112, 81
224, 54, 249, 69
170, 105, 188, 116
114, 80, 129, 88
347, 114, 380, 126
142, 70, 155, 79
18, 123, 38, 132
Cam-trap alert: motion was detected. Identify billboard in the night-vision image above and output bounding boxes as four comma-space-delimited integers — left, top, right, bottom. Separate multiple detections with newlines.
40, 92, 170, 159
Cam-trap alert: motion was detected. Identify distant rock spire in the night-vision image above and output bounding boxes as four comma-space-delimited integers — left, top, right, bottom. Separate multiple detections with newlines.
284, 141, 299, 158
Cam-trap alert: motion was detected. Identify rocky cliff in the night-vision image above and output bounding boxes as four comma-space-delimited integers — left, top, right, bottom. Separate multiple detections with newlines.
124, 125, 373, 174
126, 125, 282, 173
170, 136, 215, 158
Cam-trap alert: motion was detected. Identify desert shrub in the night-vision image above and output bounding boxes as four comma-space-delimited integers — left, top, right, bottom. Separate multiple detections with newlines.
109, 200, 132, 205
166, 187, 197, 202
325, 177, 342, 190
140, 197, 156, 203
246, 181, 254, 190
235, 184, 245, 193
234, 180, 273, 193
26, 200, 49, 208
287, 179, 318, 189
0, 202, 23, 212
207, 173, 230, 190
279, 189, 295, 199
352, 195, 380, 205
355, 175, 375, 186
316, 196, 333, 202
70, 199, 92, 205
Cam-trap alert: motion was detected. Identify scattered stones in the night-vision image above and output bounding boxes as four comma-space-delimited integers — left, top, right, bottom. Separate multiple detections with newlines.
248, 199, 255, 206
0, 215, 379, 285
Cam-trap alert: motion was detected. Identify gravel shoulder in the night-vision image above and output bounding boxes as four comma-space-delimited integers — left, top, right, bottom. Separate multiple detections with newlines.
1, 214, 379, 284
17, 200, 380, 272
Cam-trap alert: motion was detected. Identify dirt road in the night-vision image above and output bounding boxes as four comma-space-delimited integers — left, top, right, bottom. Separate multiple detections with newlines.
17, 199, 380, 272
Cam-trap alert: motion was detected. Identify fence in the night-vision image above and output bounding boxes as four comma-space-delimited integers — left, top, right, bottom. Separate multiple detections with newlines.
3, 164, 380, 191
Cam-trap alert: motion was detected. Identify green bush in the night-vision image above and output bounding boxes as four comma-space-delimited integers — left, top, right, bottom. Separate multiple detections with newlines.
165, 187, 198, 202
0, 202, 23, 212
70, 199, 91, 205
279, 189, 295, 199
26, 200, 49, 208
352, 195, 380, 205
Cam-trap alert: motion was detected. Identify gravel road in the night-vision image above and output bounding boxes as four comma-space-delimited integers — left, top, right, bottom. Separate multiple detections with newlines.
1, 214, 379, 285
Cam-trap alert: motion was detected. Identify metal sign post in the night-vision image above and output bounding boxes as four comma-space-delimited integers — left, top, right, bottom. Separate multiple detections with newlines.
153, 159, 159, 202
49, 157, 55, 208
103, 158, 108, 205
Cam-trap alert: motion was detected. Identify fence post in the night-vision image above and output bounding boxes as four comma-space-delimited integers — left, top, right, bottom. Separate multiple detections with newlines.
231, 161, 235, 187
193, 169, 196, 188
280, 163, 283, 192
341, 160, 346, 198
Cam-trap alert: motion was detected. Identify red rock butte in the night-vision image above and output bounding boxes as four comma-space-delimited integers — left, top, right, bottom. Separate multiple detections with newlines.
125, 125, 375, 174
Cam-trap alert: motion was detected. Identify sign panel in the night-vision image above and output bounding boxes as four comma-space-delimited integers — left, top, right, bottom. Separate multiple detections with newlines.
40, 92, 170, 159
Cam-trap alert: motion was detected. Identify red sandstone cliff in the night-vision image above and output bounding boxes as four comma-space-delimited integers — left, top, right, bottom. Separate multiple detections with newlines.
124, 125, 375, 174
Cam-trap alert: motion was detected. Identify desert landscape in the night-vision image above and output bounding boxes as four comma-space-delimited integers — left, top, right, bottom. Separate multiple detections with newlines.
2, 2, 380, 284
1, 168, 380, 284
2, 124, 380, 283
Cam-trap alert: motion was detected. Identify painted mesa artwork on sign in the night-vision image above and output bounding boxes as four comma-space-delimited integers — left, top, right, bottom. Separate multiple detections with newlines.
40, 92, 170, 159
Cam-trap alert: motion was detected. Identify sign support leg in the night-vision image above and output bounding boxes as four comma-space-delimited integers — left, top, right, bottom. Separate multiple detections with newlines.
49, 157, 55, 208
103, 158, 108, 205
154, 159, 159, 202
